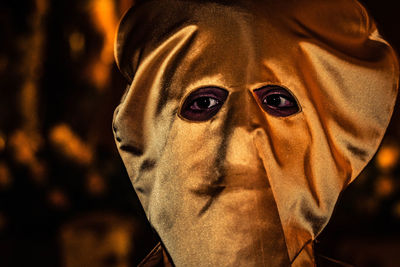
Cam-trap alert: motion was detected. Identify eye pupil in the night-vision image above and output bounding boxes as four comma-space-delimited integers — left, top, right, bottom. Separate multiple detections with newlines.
196, 97, 212, 109
266, 95, 282, 107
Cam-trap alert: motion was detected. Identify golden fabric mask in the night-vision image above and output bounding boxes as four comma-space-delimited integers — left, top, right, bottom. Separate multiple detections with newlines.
112, 0, 399, 266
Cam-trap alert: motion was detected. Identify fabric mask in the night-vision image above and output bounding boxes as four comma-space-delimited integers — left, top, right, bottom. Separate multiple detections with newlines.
112, 0, 399, 266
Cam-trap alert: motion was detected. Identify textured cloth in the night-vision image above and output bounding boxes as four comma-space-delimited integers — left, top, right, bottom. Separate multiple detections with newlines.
113, 0, 399, 266
138, 242, 354, 267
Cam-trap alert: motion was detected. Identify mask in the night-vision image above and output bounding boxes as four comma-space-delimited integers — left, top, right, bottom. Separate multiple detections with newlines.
113, 0, 399, 265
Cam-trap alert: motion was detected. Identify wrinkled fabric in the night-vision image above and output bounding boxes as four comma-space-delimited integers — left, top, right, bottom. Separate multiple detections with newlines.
138, 243, 174, 267
138, 242, 354, 267
112, 0, 399, 266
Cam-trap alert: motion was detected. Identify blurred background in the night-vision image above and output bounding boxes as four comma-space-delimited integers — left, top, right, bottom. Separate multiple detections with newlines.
0, 0, 399, 266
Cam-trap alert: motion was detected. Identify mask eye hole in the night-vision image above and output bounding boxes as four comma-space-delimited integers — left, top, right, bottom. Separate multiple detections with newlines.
180, 87, 228, 121
254, 85, 300, 117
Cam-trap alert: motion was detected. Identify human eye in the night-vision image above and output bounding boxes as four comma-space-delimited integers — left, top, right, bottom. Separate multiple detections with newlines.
180, 87, 228, 121
254, 85, 300, 117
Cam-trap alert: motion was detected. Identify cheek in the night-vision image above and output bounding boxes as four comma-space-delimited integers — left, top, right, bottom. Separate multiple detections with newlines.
266, 116, 310, 165
159, 120, 226, 186
142, 121, 226, 225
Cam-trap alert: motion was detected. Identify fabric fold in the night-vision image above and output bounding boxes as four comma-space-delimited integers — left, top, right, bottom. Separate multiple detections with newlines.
113, 0, 398, 265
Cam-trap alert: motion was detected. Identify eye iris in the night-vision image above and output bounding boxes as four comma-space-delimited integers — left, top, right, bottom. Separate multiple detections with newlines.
265, 95, 282, 107
196, 97, 212, 109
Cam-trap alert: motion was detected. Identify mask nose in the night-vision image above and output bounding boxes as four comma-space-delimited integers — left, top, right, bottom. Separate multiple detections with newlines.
222, 90, 269, 174
228, 89, 267, 131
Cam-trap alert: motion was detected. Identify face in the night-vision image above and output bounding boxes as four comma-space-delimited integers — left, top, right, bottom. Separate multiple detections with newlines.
113, 0, 398, 266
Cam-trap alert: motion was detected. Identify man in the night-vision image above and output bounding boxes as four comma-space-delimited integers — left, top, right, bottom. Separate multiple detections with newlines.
113, 0, 399, 265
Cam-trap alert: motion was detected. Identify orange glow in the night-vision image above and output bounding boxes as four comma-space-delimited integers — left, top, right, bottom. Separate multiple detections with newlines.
69, 31, 85, 57
19, 1, 47, 137
21, 82, 39, 132
376, 144, 399, 171
0, 133, 5, 152
358, 197, 379, 215
35, 0, 48, 14
86, 0, 118, 90
86, 172, 106, 195
112, 227, 132, 254
90, 0, 117, 63
49, 124, 93, 165
48, 189, 69, 208
374, 175, 395, 198
30, 161, 47, 184
9, 130, 40, 165
0, 162, 11, 188
89, 61, 110, 89
393, 202, 400, 218
60, 214, 134, 267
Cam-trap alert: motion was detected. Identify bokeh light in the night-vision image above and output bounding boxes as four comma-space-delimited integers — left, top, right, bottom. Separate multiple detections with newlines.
0, 162, 12, 189
69, 31, 85, 58
49, 124, 93, 165
374, 175, 396, 198
9, 130, 40, 165
392, 202, 400, 219
0, 133, 5, 152
376, 143, 400, 172
48, 189, 69, 209
86, 172, 106, 196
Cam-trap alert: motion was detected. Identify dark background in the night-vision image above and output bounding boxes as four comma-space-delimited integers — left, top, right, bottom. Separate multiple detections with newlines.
0, 0, 399, 266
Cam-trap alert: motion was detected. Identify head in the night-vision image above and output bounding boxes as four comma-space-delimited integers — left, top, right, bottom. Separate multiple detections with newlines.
113, 0, 398, 265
